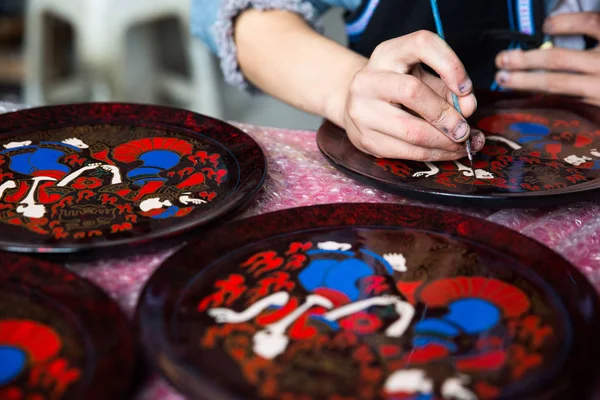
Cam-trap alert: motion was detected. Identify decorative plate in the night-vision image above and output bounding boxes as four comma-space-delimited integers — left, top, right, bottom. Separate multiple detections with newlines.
0, 103, 266, 253
137, 203, 600, 400
0, 252, 135, 399
317, 92, 600, 207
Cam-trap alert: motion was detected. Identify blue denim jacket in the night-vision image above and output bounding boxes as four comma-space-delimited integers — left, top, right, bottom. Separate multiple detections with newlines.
191, 0, 361, 54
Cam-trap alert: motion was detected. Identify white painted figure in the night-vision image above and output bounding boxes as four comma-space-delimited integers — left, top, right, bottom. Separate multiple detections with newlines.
203, 242, 487, 399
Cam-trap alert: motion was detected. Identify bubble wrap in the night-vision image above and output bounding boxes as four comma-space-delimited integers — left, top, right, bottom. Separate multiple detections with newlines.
1, 103, 599, 399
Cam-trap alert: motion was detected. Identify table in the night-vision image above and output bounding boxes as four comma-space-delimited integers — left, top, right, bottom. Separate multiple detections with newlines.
1, 101, 600, 399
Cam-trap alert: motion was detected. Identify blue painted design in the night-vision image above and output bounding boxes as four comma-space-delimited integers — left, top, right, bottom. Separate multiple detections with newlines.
150, 205, 180, 219
510, 122, 551, 136
413, 336, 458, 352
404, 394, 434, 400
139, 150, 181, 170
299, 248, 397, 303
444, 299, 500, 334
0, 346, 26, 385
8, 149, 71, 176
411, 299, 499, 355
127, 167, 164, 178
298, 258, 338, 292
126, 149, 182, 185
133, 177, 168, 186
511, 122, 554, 149
415, 319, 461, 336
0, 140, 87, 177
299, 257, 374, 302
126, 150, 181, 179
416, 394, 434, 400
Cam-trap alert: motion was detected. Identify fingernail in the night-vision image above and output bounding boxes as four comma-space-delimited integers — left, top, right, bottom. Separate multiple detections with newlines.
471, 130, 486, 151
543, 20, 552, 32
459, 78, 473, 93
471, 93, 477, 110
453, 121, 468, 141
496, 70, 510, 85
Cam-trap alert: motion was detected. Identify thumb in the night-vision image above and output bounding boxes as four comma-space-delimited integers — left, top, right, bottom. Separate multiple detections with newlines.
544, 12, 600, 40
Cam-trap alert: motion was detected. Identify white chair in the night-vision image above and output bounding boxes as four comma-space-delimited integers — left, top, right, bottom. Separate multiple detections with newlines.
23, 0, 224, 118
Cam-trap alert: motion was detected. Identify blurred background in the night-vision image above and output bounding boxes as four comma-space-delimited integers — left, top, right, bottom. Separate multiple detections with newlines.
0, 0, 346, 130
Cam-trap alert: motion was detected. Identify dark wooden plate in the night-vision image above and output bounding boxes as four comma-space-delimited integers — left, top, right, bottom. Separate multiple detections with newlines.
0, 252, 135, 399
0, 103, 266, 254
317, 92, 600, 207
137, 203, 600, 400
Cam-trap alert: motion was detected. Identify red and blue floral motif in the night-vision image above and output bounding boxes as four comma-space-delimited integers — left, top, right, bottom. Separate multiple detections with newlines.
0, 132, 228, 240
0, 319, 81, 400
197, 240, 561, 400
477, 112, 600, 169
375, 110, 599, 192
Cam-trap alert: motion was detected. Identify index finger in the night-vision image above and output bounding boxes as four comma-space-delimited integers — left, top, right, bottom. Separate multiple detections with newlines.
412, 66, 478, 118
369, 30, 473, 98
544, 12, 600, 41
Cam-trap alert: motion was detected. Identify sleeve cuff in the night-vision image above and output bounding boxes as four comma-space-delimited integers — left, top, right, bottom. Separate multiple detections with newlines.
213, 0, 323, 94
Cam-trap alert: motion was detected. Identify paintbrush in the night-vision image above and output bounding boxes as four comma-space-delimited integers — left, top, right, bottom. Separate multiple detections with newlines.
451, 93, 475, 171
429, 0, 475, 173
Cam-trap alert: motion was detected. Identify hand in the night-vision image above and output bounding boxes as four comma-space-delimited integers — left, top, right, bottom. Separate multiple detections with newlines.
495, 12, 600, 106
343, 30, 485, 161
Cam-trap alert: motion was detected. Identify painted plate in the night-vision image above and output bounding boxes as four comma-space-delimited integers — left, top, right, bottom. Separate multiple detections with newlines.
0, 103, 266, 253
0, 252, 135, 399
137, 203, 600, 400
317, 92, 600, 207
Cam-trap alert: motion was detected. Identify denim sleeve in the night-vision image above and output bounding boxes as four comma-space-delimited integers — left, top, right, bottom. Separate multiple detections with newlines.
190, 0, 361, 92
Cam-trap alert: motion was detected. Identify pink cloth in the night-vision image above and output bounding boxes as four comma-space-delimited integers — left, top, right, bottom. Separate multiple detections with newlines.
0, 102, 598, 398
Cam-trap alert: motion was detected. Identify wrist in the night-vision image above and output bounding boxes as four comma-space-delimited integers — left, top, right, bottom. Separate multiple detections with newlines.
323, 88, 348, 128
323, 56, 368, 128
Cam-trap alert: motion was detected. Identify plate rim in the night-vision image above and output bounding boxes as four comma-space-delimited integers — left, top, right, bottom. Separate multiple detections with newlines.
136, 202, 600, 400
0, 102, 268, 253
316, 92, 600, 207
0, 252, 136, 399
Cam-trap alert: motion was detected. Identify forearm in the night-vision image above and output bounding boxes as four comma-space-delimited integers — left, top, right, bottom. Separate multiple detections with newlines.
234, 9, 367, 126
